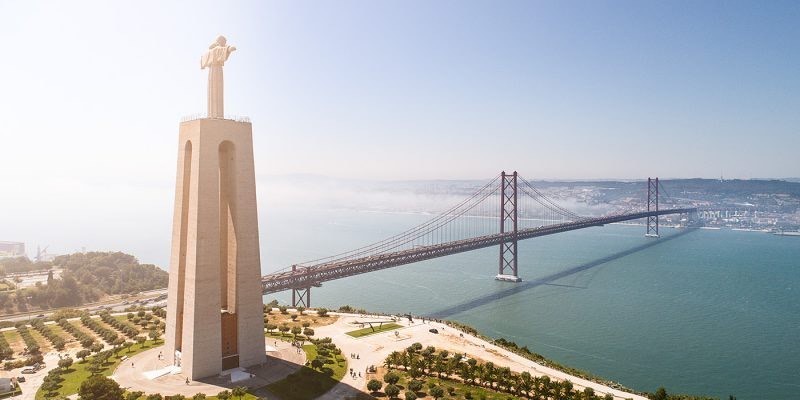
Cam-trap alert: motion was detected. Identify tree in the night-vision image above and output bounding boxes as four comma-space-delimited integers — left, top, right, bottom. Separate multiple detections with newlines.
58, 357, 74, 370
216, 390, 231, 400
384, 384, 400, 398
404, 391, 417, 400
231, 386, 247, 400
192, 394, 207, 400
367, 379, 382, 393
296, 306, 305, 315
148, 329, 161, 343
653, 387, 668, 400
301, 321, 310, 328
303, 327, 314, 337
407, 380, 423, 392
125, 391, 144, 400
124, 341, 134, 353
171, 396, 186, 400
136, 336, 146, 346
291, 326, 302, 338
316, 308, 328, 317
78, 375, 124, 400
77, 349, 91, 361
278, 324, 290, 336
41, 379, 60, 398
430, 386, 445, 399
90, 342, 104, 353
265, 323, 277, 333
112, 338, 126, 353
311, 358, 323, 370
383, 371, 400, 385
145, 395, 162, 400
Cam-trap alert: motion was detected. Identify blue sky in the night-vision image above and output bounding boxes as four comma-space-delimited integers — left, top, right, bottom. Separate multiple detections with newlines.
1, 0, 798, 261
1, 0, 798, 184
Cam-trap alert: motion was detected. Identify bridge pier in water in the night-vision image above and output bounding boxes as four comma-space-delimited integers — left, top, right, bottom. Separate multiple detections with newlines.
496, 171, 522, 283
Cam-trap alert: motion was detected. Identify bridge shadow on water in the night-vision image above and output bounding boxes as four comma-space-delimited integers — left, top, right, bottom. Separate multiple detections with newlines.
426, 228, 696, 319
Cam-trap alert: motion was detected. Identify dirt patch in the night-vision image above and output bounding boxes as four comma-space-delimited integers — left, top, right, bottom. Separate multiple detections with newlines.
265, 310, 338, 328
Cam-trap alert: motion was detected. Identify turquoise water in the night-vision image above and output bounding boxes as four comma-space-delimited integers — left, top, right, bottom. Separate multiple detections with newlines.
261, 206, 800, 399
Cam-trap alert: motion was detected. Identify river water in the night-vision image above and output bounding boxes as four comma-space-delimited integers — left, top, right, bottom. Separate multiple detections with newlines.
260, 206, 800, 399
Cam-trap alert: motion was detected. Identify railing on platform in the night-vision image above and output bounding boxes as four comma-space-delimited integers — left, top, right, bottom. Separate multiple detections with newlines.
180, 113, 251, 123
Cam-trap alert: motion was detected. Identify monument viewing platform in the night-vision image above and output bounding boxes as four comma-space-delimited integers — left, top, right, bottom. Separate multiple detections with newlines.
180, 113, 251, 123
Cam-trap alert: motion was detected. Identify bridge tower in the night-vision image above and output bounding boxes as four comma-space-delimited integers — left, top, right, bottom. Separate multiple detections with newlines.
496, 171, 522, 282
646, 177, 659, 237
290, 265, 312, 308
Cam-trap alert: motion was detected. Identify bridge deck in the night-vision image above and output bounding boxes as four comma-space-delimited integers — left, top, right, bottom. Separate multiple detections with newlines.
261, 208, 696, 294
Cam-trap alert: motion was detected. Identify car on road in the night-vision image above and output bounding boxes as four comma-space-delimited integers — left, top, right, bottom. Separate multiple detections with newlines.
429, 328, 439, 334
36, 314, 45, 318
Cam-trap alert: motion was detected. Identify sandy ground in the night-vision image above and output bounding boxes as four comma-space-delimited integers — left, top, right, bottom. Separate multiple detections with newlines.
112, 338, 306, 396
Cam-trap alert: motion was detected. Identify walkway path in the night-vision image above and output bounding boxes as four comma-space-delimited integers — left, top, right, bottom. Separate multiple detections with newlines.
111, 338, 305, 396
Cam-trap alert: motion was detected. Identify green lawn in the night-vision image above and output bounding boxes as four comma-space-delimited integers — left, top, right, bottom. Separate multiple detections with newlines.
345, 322, 403, 338
3, 330, 22, 351
266, 343, 347, 400
35, 340, 159, 400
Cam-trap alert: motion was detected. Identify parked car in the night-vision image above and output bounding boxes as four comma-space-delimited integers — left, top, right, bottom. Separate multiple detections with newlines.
16, 376, 25, 382
429, 328, 439, 334
20, 368, 36, 374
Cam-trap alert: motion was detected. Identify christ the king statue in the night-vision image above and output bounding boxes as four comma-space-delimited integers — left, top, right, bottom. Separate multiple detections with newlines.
201, 35, 237, 119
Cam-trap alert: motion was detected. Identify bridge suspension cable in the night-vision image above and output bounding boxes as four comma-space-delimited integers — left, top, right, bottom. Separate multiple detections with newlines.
279, 174, 504, 271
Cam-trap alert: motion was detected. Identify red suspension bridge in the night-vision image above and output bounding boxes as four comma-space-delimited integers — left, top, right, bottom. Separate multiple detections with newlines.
261, 172, 696, 307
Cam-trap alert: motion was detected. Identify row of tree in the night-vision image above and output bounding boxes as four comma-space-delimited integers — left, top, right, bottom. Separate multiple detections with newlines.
100, 311, 140, 339
58, 318, 97, 349
30, 318, 66, 351
81, 314, 119, 344
0, 330, 12, 360
384, 343, 613, 400
16, 326, 40, 355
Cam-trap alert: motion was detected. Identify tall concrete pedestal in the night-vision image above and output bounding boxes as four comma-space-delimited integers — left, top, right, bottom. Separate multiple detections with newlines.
164, 118, 266, 380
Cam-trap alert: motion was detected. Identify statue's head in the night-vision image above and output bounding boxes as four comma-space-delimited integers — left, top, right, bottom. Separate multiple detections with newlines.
210, 35, 227, 49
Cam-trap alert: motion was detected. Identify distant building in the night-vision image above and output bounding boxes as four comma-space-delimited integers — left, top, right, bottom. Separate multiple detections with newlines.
0, 241, 25, 259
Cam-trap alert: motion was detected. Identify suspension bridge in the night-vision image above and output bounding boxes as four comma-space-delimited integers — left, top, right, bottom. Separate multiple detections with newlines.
262, 172, 696, 307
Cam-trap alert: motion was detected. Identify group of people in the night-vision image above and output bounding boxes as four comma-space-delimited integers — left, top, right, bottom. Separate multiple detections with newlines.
348, 367, 362, 379
349, 353, 360, 359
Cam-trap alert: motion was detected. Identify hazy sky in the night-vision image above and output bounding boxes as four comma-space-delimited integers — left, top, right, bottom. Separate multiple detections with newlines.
1, 1, 799, 261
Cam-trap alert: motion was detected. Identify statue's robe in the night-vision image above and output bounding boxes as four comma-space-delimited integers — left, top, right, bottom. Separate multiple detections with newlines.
202, 45, 234, 118
201, 46, 234, 69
